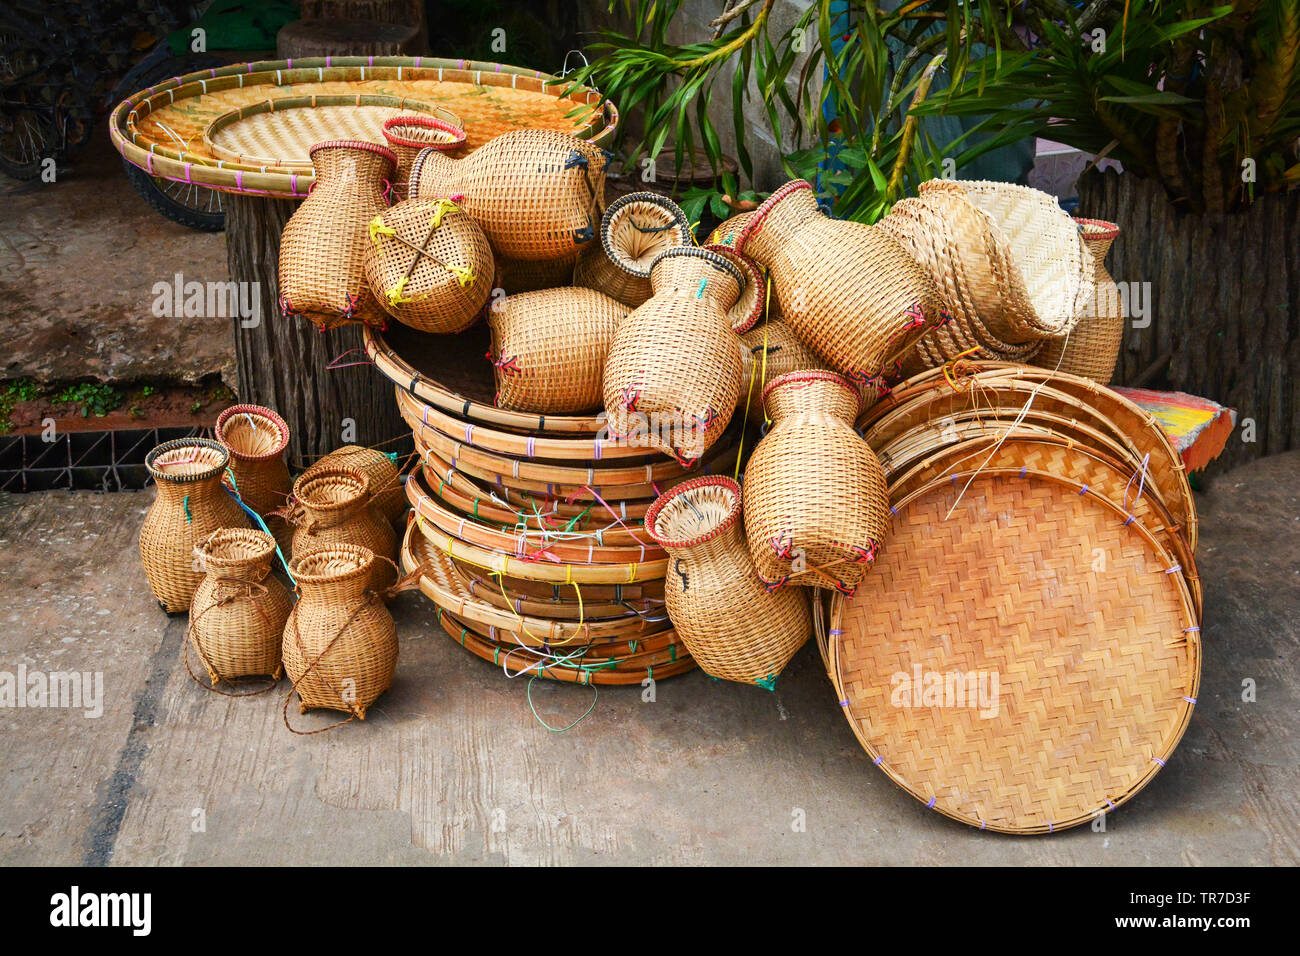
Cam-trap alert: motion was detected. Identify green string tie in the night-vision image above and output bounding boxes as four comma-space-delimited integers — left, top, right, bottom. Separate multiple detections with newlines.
755, 674, 779, 692
182, 495, 192, 523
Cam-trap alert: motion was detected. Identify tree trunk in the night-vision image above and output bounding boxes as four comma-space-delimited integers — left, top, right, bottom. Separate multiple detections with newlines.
1077, 169, 1300, 472
226, 194, 406, 470
277, 18, 422, 58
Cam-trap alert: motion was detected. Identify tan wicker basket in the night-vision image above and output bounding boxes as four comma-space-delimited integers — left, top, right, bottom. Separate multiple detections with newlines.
278, 140, 397, 330
314, 445, 407, 529
283, 544, 398, 721
410, 128, 609, 263
742, 371, 888, 594
701, 243, 765, 333
645, 477, 811, 687
364, 197, 494, 333
487, 287, 630, 413
603, 246, 744, 464
1035, 218, 1123, 383
573, 191, 693, 308
737, 321, 827, 426
285, 468, 398, 592
215, 404, 291, 517
140, 438, 251, 613
735, 180, 943, 395
381, 113, 466, 200
188, 528, 292, 686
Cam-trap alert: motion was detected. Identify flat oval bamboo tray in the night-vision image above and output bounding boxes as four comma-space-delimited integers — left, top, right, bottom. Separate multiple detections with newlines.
828, 469, 1200, 834
203, 94, 463, 169
112, 56, 617, 198
458, 566, 664, 604
460, 572, 663, 621
366, 322, 605, 434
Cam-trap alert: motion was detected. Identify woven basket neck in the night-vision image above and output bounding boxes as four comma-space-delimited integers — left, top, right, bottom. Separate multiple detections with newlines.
298, 572, 370, 604
311, 145, 393, 189
766, 378, 859, 424
154, 475, 225, 502
649, 255, 741, 311
206, 554, 272, 584
412, 150, 459, 194
739, 184, 820, 261
1080, 229, 1117, 269
298, 492, 368, 529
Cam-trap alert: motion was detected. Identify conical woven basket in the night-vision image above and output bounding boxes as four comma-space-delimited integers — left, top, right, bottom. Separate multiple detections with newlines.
315, 445, 407, 529
278, 140, 397, 330
140, 438, 250, 613
1035, 218, 1123, 383
188, 528, 292, 685
645, 477, 811, 687
410, 128, 609, 262
743, 371, 888, 594
382, 113, 466, 200
283, 544, 398, 720
364, 196, 494, 333
573, 191, 693, 308
488, 287, 630, 413
287, 468, 398, 592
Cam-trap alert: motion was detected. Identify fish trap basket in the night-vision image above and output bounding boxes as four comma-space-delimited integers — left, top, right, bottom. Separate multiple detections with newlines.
645, 477, 811, 687
738, 321, 827, 425
701, 243, 765, 333
382, 113, 467, 199
1035, 218, 1123, 383
189, 528, 292, 685
488, 287, 630, 414
215, 404, 291, 516
287, 468, 398, 591
315, 445, 408, 528
573, 191, 693, 308
364, 197, 494, 333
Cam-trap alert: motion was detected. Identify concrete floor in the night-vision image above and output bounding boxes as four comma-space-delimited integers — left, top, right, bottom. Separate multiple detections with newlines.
1, 451, 1296, 866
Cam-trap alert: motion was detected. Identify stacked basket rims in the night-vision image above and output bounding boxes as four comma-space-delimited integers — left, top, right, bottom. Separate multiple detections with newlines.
365, 318, 747, 685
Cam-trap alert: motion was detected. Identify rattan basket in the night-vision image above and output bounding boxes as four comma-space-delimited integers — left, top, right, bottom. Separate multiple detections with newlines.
737, 321, 827, 426
188, 528, 292, 686
1035, 218, 1123, 383
382, 113, 467, 200
314, 444, 408, 529
573, 191, 693, 308
743, 371, 888, 594
283, 544, 398, 721
827, 468, 1200, 834
364, 196, 494, 333
487, 287, 630, 413
215, 404, 291, 515
603, 246, 744, 464
278, 140, 396, 330
645, 477, 811, 686
140, 438, 251, 613
410, 128, 609, 263
735, 180, 943, 395
701, 243, 765, 333
285, 468, 398, 591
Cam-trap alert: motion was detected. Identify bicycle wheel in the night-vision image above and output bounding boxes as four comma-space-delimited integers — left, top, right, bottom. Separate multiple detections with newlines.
0, 86, 57, 180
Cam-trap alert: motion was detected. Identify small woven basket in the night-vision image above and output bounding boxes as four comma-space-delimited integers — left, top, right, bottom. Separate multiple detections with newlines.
1035, 218, 1123, 383
283, 544, 398, 720
315, 445, 408, 529
603, 246, 744, 464
701, 243, 765, 333
742, 371, 889, 594
364, 196, 494, 333
140, 438, 250, 613
410, 128, 609, 263
737, 321, 827, 426
189, 528, 292, 685
573, 191, 693, 308
286, 468, 398, 592
215, 404, 291, 516
645, 476, 811, 687
382, 113, 467, 200
488, 286, 630, 413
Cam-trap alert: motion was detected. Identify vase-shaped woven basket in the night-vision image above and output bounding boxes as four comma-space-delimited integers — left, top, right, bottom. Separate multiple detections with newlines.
364, 196, 494, 333
215, 404, 291, 516
827, 468, 1200, 834
743, 371, 889, 594
315, 445, 407, 529
140, 438, 251, 613
278, 140, 396, 330
603, 246, 745, 465
701, 243, 765, 333
188, 528, 292, 685
735, 180, 944, 395
382, 113, 467, 200
573, 191, 693, 308
645, 477, 811, 687
283, 544, 398, 720
287, 468, 398, 592
410, 128, 609, 263
737, 321, 827, 426
1035, 218, 1123, 383
488, 287, 630, 413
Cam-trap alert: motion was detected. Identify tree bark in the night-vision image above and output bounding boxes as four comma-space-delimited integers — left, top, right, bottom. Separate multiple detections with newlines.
277, 18, 422, 58
1077, 169, 1300, 472
226, 194, 406, 469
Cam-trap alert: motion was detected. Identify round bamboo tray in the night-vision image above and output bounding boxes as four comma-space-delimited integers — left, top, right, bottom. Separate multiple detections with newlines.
365, 321, 605, 434
828, 468, 1200, 834
460, 572, 663, 621
458, 566, 663, 604
112, 56, 617, 198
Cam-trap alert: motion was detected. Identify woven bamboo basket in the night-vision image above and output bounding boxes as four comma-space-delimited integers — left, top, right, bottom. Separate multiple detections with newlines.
706, 211, 755, 248
315, 444, 407, 529
743, 372, 888, 594
603, 247, 744, 465
188, 528, 292, 685
487, 287, 630, 413
1035, 218, 1123, 383
735, 180, 944, 395
410, 128, 609, 263
382, 113, 467, 200
278, 140, 396, 330
459, 571, 663, 622
737, 321, 827, 427
215, 404, 291, 515
458, 565, 664, 605
644, 477, 811, 687
140, 438, 251, 613
493, 255, 576, 294
283, 544, 398, 720
285, 468, 398, 591
572, 191, 693, 308
701, 243, 765, 333
364, 196, 494, 333
827, 468, 1200, 833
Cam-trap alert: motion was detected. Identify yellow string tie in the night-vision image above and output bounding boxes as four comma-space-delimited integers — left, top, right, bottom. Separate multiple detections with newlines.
385, 275, 413, 307
369, 215, 396, 244
427, 198, 459, 230
447, 265, 476, 288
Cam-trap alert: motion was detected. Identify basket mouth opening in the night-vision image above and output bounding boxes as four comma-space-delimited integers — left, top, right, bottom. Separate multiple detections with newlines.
289, 543, 376, 582
146, 439, 229, 482
199, 528, 277, 566
601, 192, 692, 276
702, 243, 765, 333
216, 404, 290, 459
382, 114, 467, 150
293, 468, 370, 511
734, 179, 813, 255
760, 369, 859, 407
1074, 217, 1119, 242
308, 139, 398, 169
647, 245, 744, 290
644, 476, 742, 548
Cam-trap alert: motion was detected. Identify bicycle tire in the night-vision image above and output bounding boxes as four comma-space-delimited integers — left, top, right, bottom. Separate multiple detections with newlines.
122, 156, 226, 231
